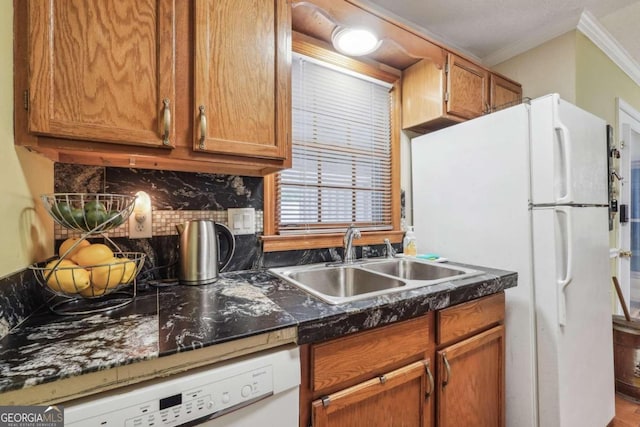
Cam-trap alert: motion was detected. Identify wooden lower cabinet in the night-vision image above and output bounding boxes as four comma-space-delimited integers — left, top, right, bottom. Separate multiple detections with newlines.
299, 314, 434, 427
312, 360, 433, 427
436, 325, 505, 427
300, 292, 506, 427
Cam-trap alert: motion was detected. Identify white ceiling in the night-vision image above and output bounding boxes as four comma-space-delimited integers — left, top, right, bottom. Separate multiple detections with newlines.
360, 0, 640, 67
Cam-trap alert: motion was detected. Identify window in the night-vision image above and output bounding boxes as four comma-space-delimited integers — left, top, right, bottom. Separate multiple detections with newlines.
262, 39, 402, 251
278, 53, 392, 234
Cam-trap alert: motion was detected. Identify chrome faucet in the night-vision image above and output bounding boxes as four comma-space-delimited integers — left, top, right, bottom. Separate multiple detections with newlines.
343, 224, 361, 263
384, 238, 396, 258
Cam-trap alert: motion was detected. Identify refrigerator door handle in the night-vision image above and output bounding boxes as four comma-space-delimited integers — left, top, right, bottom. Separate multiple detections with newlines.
554, 108, 573, 204
556, 206, 573, 326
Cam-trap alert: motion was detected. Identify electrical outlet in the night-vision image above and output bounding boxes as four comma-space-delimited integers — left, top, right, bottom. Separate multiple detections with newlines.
129, 211, 152, 238
228, 208, 256, 235
129, 191, 152, 239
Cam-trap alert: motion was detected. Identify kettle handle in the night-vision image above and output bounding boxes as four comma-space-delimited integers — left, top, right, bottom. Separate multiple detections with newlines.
215, 222, 236, 272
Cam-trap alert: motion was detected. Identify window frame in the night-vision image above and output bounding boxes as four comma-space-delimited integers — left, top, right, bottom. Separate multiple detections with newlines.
262, 34, 403, 252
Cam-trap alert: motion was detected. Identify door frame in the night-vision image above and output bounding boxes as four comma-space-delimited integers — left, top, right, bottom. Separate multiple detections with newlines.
616, 98, 640, 315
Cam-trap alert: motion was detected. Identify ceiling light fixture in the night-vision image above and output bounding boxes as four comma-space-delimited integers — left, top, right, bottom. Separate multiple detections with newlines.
331, 27, 381, 56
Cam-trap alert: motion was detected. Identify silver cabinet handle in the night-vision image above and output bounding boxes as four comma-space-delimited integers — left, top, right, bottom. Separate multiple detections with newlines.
442, 353, 451, 388
199, 105, 207, 149
424, 360, 434, 398
162, 98, 171, 146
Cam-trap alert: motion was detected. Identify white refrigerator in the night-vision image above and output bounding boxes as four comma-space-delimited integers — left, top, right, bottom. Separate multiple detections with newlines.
411, 93, 614, 427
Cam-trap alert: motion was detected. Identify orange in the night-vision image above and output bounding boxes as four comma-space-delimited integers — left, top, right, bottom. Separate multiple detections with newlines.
58, 238, 90, 259
72, 243, 114, 266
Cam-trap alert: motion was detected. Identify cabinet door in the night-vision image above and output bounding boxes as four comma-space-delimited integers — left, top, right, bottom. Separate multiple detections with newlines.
401, 57, 446, 131
437, 325, 505, 427
312, 360, 434, 427
28, 0, 175, 148
194, 0, 290, 160
490, 74, 522, 112
445, 53, 489, 120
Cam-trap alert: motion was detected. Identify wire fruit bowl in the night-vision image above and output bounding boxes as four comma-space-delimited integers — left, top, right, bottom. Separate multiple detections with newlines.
32, 252, 146, 297
30, 252, 146, 315
41, 193, 136, 233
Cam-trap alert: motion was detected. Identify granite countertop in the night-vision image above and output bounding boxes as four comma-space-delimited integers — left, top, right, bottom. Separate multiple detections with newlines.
0, 260, 516, 401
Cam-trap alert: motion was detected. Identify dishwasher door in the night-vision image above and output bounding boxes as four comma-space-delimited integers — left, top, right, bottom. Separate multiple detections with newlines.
202, 387, 298, 426
64, 345, 300, 427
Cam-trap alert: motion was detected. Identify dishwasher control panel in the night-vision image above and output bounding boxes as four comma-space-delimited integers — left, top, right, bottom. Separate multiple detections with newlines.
65, 362, 275, 426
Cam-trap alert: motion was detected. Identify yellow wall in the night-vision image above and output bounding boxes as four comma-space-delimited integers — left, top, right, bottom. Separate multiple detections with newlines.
575, 31, 640, 127
494, 29, 640, 131
573, 30, 640, 256
0, 2, 54, 278
493, 31, 577, 102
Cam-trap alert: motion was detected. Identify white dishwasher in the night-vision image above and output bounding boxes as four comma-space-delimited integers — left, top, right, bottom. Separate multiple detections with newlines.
64, 345, 300, 427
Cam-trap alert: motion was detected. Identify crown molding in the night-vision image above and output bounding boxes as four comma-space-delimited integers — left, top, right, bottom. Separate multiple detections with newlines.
577, 10, 640, 87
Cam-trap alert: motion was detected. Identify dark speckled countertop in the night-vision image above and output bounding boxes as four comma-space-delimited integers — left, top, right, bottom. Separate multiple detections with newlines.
0, 261, 516, 398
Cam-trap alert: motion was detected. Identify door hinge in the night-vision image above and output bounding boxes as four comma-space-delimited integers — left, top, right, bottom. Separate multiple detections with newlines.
444, 92, 449, 102
444, 62, 450, 74
23, 90, 29, 111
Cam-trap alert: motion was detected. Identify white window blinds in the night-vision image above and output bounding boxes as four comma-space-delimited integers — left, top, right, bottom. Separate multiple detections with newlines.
276, 53, 393, 234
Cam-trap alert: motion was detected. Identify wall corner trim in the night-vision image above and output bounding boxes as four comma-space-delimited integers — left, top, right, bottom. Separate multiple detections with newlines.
577, 10, 640, 87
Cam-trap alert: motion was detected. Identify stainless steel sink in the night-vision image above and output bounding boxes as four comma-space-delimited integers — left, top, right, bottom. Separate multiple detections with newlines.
361, 258, 472, 281
287, 266, 405, 298
270, 257, 482, 305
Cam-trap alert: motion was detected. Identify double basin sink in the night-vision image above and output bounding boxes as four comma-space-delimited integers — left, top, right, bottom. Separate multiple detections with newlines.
269, 257, 481, 304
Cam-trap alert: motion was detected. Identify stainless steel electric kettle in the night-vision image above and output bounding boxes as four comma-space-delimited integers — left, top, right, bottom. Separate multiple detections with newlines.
175, 219, 236, 285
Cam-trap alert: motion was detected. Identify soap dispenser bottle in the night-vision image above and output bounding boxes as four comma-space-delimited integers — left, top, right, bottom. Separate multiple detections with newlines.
403, 226, 417, 257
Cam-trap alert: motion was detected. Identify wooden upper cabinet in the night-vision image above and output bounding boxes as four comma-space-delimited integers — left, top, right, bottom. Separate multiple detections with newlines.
28, 0, 176, 148
490, 73, 523, 113
401, 54, 447, 132
402, 52, 519, 134
445, 53, 489, 120
193, 0, 290, 160
16, 1, 291, 176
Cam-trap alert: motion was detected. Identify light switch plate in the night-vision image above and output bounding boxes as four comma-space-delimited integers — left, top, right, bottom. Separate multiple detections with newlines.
228, 208, 256, 235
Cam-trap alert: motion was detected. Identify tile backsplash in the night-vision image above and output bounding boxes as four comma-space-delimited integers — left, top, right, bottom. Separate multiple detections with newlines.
54, 165, 264, 239
53, 164, 266, 274
55, 209, 264, 240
